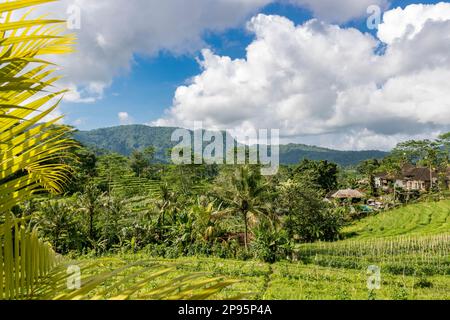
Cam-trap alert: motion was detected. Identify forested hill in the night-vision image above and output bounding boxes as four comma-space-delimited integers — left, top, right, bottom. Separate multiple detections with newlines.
73, 125, 388, 166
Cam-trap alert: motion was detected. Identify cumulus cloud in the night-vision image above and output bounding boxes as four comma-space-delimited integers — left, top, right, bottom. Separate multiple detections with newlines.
118, 112, 133, 125
155, 3, 450, 150
378, 2, 450, 44
288, 0, 390, 23
33, 0, 390, 103
33, 0, 272, 103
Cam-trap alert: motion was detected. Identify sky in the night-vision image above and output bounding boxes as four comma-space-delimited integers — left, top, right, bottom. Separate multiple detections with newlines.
35, 0, 450, 151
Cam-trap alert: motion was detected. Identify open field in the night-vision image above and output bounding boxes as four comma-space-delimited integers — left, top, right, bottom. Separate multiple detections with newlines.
295, 201, 450, 277
64, 201, 449, 300
343, 200, 450, 239
67, 256, 449, 300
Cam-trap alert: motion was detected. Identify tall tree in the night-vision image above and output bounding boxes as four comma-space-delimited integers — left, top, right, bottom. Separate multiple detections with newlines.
294, 160, 339, 193
76, 184, 103, 241
357, 159, 381, 196
393, 139, 443, 192
278, 180, 344, 242
96, 153, 131, 192
215, 166, 269, 251
130, 149, 149, 177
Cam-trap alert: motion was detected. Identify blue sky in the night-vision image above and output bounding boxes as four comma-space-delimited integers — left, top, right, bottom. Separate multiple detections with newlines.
61, 1, 314, 130
63, 0, 439, 130
52, 0, 450, 150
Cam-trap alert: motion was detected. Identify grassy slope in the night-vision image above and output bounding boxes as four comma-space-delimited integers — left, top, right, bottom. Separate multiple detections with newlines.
343, 200, 450, 239
78, 201, 450, 300
83, 256, 449, 300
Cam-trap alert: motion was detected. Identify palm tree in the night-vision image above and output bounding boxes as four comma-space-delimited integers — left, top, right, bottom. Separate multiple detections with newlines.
0, 0, 76, 299
154, 183, 177, 226
216, 166, 270, 251
0, 0, 234, 300
76, 183, 103, 241
0, 0, 76, 216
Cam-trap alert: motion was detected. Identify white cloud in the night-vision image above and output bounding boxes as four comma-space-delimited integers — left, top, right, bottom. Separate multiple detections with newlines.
118, 112, 133, 125
288, 0, 389, 23
72, 118, 85, 126
33, 0, 392, 103
155, 3, 450, 150
33, 0, 272, 102
26, 0, 450, 150
378, 2, 450, 44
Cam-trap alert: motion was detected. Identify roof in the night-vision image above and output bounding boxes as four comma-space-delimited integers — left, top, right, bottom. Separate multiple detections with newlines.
375, 172, 389, 179
331, 189, 365, 199
403, 167, 438, 182
376, 165, 442, 182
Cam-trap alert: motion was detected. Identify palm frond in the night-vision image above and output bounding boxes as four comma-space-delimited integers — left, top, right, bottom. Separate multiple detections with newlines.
0, 0, 237, 301
0, 0, 76, 213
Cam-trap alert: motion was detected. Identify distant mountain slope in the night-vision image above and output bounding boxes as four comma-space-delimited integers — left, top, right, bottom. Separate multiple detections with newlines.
74, 125, 176, 161
73, 125, 388, 166
279, 144, 387, 165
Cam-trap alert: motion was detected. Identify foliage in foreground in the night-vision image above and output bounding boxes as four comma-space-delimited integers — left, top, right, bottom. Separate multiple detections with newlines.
76, 255, 450, 300
0, 0, 234, 300
0, 0, 75, 299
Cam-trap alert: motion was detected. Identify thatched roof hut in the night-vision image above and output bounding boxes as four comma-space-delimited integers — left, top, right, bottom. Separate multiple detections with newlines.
331, 189, 365, 199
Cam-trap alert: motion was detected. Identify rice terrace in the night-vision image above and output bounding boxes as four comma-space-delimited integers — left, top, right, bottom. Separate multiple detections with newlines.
1, 0, 450, 305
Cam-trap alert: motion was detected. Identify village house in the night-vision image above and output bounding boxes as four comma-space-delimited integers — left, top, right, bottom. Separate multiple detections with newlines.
375, 165, 449, 192
325, 189, 366, 204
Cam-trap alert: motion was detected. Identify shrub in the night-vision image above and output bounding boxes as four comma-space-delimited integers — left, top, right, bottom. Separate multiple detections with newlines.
278, 180, 346, 242
252, 220, 294, 263
32, 199, 87, 254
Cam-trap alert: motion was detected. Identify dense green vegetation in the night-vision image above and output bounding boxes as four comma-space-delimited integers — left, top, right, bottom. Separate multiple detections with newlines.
68, 200, 450, 300
1, 0, 449, 301
74, 125, 388, 166
16, 140, 448, 299
6, 124, 450, 300
0, 0, 231, 300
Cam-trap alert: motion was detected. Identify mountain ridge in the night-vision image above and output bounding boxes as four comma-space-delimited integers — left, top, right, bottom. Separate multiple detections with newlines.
73, 125, 388, 166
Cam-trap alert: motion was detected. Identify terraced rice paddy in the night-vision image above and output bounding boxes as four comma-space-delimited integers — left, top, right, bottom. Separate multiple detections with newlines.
77, 201, 450, 300
343, 200, 450, 238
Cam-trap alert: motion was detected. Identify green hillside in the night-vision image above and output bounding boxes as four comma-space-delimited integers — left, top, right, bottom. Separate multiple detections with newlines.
279, 143, 387, 165
344, 201, 450, 239
294, 201, 450, 281
74, 125, 177, 162
73, 125, 388, 166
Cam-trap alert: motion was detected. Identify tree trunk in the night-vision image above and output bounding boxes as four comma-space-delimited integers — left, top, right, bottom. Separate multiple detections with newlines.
393, 184, 396, 205
89, 208, 94, 240
429, 164, 433, 193
243, 212, 248, 251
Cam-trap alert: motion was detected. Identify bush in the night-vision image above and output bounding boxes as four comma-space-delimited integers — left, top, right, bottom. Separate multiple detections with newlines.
252, 220, 294, 263
32, 199, 88, 254
414, 277, 433, 289
278, 180, 346, 242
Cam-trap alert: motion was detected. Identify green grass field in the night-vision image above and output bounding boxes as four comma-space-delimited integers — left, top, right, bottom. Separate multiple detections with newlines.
70, 256, 449, 300
75, 201, 450, 300
343, 200, 450, 239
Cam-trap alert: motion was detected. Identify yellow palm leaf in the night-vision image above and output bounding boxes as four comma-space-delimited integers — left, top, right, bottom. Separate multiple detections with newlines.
0, 1, 76, 296
0, 0, 237, 301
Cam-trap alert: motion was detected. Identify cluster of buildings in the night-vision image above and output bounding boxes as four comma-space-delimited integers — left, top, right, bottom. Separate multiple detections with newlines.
326, 165, 450, 210
374, 164, 450, 192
